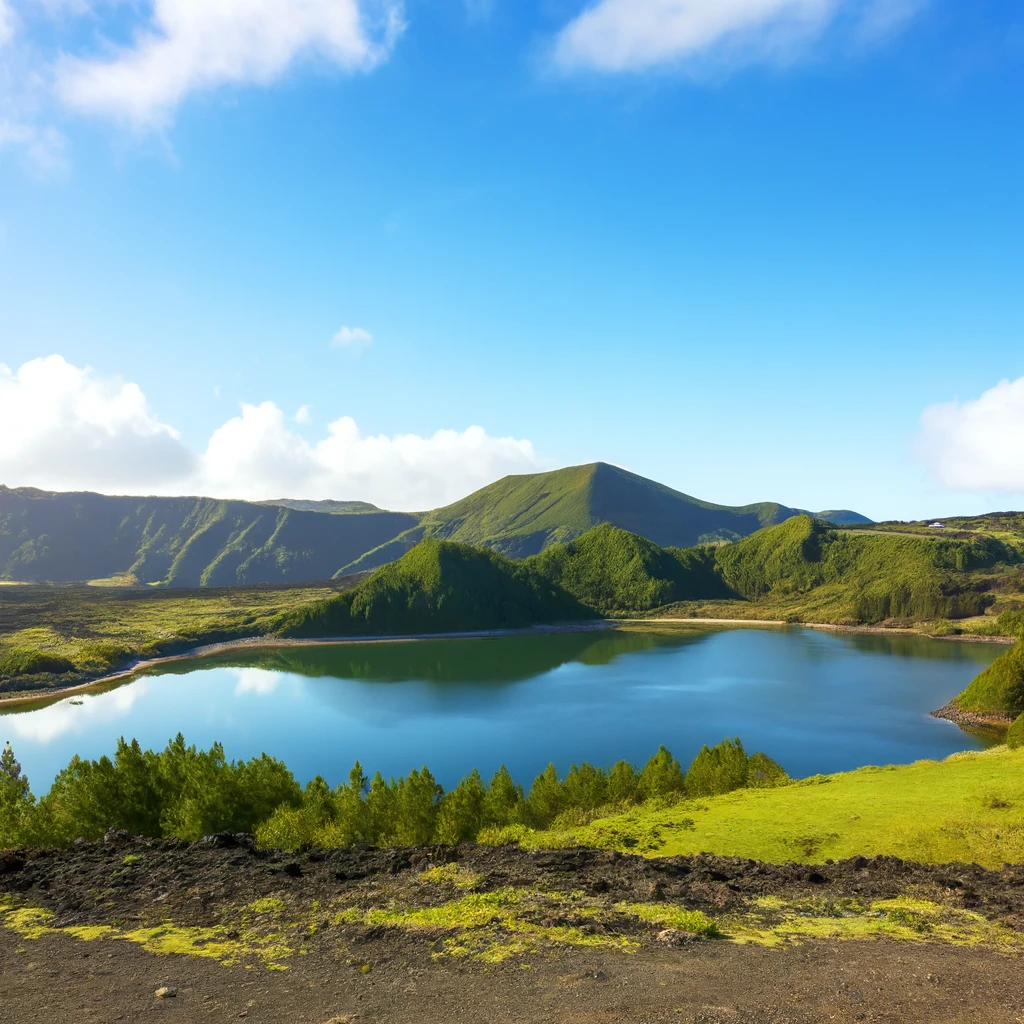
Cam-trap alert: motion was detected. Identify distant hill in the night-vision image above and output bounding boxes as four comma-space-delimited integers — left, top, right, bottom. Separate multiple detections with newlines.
0, 465, 870, 586
0, 486, 417, 587
258, 498, 381, 514
276, 539, 595, 637
342, 463, 871, 572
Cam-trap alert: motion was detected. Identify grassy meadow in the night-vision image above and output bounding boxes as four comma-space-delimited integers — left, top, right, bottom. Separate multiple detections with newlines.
0, 580, 353, 697
507, 746, 1024, 869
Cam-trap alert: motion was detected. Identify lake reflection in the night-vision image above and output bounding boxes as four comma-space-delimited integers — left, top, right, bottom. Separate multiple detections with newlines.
1, 627, 1005, 792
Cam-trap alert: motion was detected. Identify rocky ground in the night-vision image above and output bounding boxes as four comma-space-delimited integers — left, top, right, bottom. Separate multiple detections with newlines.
2, 836, 1024, 1023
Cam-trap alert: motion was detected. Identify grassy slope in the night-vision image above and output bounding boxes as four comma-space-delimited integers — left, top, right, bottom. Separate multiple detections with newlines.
0, 579, 359, 697
521, 747, 1024, 869
524, 523, 732, 613
0, 486, 418, 587
278, 539, 597, 638
691, 515, 1022, 624
346, 464, 872, 571
955, 641, 1024, 716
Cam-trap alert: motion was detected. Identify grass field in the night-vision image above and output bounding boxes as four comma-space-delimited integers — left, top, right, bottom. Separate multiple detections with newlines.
0, 579, 357, 696
505, 746, 1024, 869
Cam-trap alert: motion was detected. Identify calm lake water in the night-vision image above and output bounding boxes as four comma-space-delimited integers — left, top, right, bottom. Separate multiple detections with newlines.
0, 627, 1005, 792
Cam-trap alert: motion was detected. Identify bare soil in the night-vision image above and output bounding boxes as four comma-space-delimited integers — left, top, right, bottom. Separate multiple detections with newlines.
3, 838, 1024, 1023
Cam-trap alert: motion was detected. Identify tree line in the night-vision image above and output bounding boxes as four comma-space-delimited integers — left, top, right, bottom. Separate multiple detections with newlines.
0, 734, 788, 851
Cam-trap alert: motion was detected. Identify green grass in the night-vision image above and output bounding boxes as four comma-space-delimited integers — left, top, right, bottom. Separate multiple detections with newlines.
955, 641, 1024, 717
0, 580, 352, 695
1007, 714, 1024, 749
511, 747, 1024, 868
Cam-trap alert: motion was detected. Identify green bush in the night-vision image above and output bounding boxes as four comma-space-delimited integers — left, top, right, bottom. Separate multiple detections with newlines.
1006, 714, 1024, 750
0, 648, 75, 678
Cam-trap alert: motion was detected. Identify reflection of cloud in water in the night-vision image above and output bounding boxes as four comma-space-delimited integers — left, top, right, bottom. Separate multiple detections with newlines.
6, 683, 149, 743
233, 669, 284, 696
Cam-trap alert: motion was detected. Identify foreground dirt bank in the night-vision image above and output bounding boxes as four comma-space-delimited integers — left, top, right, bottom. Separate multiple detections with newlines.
2, 838, 1023, 1023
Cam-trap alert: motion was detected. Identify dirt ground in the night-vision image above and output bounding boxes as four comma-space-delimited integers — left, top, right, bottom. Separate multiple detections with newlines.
2, 838, 1023, 1024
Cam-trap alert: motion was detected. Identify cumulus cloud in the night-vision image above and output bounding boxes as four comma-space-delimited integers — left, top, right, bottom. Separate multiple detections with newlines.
0, 355, 547, 509
55, 0, 405, 125
917, 377, 1024, 493
0, 356, 195, 492
552, 0, 922, 73
200, 401, 544, 509
332, 325, 374, 350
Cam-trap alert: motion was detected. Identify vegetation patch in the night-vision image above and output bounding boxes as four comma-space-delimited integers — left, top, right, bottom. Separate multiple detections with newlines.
723, 895, 1024, 951
514, 747, 1024, 869
0, 893, 299, 968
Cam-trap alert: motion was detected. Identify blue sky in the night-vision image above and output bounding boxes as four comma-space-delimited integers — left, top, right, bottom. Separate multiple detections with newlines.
1, 0, 1022, 519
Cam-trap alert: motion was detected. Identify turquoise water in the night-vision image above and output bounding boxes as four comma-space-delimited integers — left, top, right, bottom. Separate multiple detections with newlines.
0, 627, 1005, 792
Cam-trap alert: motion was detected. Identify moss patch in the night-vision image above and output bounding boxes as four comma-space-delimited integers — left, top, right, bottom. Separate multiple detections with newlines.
0, 896, 298, 969
723, 895, 1024, 950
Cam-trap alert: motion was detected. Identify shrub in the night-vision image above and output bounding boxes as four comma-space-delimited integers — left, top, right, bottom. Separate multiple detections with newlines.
1007, 713, 1024, 750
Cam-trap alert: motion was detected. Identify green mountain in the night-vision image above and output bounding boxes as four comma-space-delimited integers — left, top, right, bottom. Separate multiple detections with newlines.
0, 486, 417, 587
276, 539, 595, 637
0, 464, 870, 586
341, 463, 871, 572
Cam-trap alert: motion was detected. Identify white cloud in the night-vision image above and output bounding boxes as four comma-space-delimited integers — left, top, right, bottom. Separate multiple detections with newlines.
551, 0, 922, 73
332, 325, 374, 350
295, 404, 312, 425
0, 355, 547, 509
55, 0, 405, 125
200, 401, 545, 509
917, 377, 1024, 493
0, 355, 195, 492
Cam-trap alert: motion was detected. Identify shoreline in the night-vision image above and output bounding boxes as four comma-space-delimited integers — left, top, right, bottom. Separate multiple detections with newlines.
0, 621, 613, 708
620, 616, 1017, 644
929, 701, 1015, 731
0, 615, 1014, 711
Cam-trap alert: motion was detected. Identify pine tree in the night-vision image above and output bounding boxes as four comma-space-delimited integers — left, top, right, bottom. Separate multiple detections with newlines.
563, 762, 608, 812
484, 765, 524, 826
607, 760, 639, 805
434, 769, 486, 844
637, 746, 686, 800
526, 763, 565, 827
